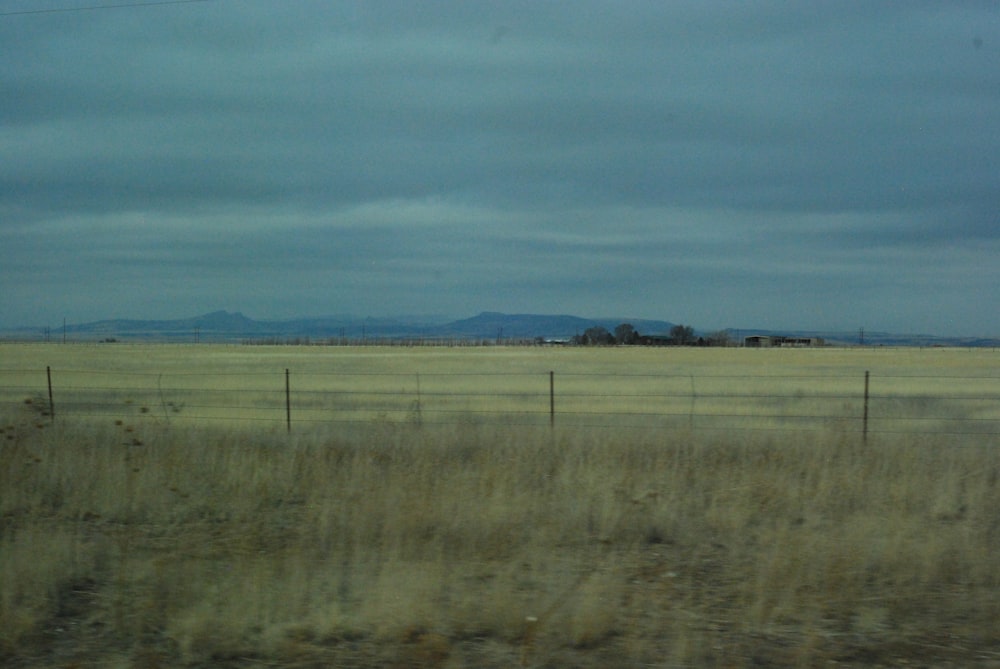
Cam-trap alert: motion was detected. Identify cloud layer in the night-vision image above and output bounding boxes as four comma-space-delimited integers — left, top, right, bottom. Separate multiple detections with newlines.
2, 1, 998, 334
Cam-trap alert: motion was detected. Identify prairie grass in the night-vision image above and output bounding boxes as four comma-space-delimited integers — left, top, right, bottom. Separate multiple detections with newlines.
2, 343, 998, 434
1, 344, 1000, 667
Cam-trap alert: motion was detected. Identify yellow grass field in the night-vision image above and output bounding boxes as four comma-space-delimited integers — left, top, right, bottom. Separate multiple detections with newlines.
2, 343, 999, 667
2, 343, 998, 434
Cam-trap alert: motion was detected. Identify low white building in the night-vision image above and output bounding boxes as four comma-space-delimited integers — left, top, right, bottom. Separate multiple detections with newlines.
744, 335, 824, 347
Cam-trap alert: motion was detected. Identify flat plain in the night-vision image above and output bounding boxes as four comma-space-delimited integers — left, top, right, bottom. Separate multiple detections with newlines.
2, 343, 999, 667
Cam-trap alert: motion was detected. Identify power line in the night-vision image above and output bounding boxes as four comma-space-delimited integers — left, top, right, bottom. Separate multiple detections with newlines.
0, 0, 213, 17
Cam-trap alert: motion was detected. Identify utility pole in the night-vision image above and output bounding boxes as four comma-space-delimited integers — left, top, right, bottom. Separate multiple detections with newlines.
859, 327, 865, 346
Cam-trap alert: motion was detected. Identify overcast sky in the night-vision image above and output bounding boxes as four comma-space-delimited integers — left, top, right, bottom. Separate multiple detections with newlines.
2, 1, 998, 335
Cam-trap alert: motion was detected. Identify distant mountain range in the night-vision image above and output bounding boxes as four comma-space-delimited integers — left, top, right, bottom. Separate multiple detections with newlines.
1, 311, 676, 342
2, 310, 997, 347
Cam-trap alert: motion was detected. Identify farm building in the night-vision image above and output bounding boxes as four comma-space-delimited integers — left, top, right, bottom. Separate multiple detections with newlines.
744, 335, 778, 347
781, 336, 825, 347
744, 335, 825, 348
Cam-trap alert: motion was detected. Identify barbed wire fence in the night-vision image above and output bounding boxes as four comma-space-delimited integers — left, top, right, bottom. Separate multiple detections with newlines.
3, 366, 999, 442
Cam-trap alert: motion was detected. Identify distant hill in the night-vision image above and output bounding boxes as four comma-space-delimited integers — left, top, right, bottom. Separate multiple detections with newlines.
1, 311, 675, 343
439, 312, 675, 339
2, 311, 996, 346
730, 327, 999, 348
66, 310, 260, 335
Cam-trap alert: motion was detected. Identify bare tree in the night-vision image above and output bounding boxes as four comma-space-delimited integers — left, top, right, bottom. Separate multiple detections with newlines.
580, 326, 614, 346
707, 330, 732, 347
670, 324, 695, 345
614, 323, 639, 345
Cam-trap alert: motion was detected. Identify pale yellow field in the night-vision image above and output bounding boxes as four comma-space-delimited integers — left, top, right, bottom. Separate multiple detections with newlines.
2, 343, 997, 437
2, 344, 999, 667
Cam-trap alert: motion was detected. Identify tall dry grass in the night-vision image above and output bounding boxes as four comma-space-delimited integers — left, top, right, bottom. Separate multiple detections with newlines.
3, 403, 1000, 667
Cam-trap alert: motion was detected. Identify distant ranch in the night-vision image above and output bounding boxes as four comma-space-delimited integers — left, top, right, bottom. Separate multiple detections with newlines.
744, 335, 825, 348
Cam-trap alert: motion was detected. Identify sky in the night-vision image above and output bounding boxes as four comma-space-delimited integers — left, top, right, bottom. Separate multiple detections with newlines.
1, 1, 998, 336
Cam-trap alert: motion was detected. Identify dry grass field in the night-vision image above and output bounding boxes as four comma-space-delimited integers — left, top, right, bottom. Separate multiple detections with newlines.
2, 343, 1000, 667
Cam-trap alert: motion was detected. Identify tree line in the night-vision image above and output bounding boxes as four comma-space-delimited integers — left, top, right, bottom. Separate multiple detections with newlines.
570, 323, 732, 347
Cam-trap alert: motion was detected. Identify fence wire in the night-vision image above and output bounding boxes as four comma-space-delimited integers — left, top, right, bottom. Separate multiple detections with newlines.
1, 367, 998, 439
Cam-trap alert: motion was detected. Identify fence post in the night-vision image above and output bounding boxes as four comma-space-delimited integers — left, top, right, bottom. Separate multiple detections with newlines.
862, 370, 869, 442
46, 366, 55, 422
285, 368, 291, 433
689, 374, 696, 432
549, 371, 555, 427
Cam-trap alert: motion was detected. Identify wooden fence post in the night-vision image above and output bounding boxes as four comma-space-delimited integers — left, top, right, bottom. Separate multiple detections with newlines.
286, 369, 291, 433
46, 366, 55, 422
863, 370, 869, 442
549, 371, 555, 427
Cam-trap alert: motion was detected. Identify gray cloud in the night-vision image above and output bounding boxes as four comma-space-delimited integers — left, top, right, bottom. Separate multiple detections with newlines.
1, 1, 998, 334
